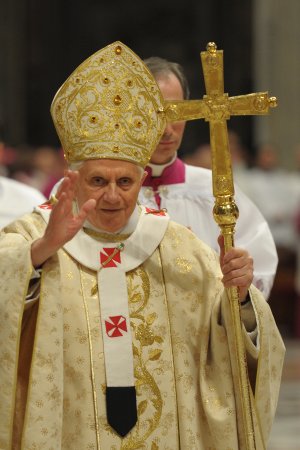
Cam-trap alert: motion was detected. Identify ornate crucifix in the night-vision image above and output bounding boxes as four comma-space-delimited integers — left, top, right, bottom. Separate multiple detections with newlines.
162, 42, 277, 450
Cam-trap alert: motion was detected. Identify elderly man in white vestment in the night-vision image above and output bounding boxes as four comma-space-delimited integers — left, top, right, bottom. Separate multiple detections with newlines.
140, 57, 278, 299
0, 42, 284, 450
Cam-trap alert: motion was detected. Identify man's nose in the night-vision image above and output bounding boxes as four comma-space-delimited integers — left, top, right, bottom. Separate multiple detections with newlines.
103, 183, 120, 202
162, 123, 173, 138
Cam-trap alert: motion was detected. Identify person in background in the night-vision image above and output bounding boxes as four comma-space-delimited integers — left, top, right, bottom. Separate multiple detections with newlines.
182, 142, 212, 169
0, 175, 46, 229
246, 143, 300, 335
0, 142, 46, 228
248, 143, 300, 255
182, 131, 249, 176
8, 145, 66, 199
32, 146, 66, 198
140, 56, 278, 299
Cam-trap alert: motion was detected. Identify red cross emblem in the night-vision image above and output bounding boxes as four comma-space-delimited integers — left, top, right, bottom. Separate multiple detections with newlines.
105, 315, 128, 337
39, 202, 53, 210
100, 248, 121, 268
145, 207, 166, 216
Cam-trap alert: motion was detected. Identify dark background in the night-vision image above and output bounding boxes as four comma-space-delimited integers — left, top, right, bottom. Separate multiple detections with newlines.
0, 0, 253, 157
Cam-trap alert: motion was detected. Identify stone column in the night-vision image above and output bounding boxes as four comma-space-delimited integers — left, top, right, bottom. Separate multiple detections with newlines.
253, 0, 300, 168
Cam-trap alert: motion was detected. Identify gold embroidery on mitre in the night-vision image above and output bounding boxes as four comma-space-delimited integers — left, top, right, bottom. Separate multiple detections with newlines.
50, 41, 167, 167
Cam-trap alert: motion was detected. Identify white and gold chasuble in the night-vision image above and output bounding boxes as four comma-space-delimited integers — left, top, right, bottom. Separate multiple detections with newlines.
0, 206, 285, 450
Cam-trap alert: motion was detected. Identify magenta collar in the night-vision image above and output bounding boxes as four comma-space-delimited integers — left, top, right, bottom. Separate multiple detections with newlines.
143, 158, 185, 188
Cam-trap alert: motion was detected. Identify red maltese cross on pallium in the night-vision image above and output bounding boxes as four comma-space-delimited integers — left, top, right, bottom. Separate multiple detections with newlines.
100, 246, 123, 268
105, 315, 128, 338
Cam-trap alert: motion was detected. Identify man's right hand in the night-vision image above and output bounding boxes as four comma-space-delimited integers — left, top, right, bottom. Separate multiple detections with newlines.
31, 170, 96, 268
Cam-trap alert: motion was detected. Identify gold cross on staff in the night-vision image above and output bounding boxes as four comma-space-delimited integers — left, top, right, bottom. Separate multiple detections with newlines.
162, 42, 278, 450
164, 41, 277, 201
162, 40, 278, 253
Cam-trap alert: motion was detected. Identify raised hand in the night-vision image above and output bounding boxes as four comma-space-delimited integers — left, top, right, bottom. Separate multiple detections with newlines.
31, 170, 96, 267
218, 235, 254, 302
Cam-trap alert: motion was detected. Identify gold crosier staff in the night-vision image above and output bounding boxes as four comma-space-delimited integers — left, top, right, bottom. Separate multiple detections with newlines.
162, 42, 277, 450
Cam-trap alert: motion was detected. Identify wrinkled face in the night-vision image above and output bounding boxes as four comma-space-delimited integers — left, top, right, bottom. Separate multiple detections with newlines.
151, 73, 186, 164
76, 159, 146, 232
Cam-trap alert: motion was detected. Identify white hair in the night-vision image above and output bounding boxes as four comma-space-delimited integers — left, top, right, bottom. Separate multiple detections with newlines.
136, 165, 146, 179
68, 161, 85, 171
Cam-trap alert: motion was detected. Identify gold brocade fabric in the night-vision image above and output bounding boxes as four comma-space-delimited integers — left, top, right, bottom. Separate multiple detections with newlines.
0, 213, 285, 450
50, 41, 166, 167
